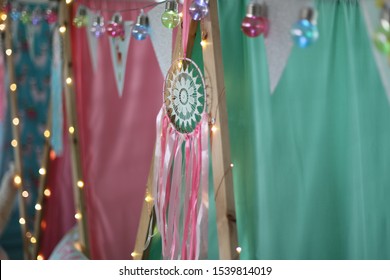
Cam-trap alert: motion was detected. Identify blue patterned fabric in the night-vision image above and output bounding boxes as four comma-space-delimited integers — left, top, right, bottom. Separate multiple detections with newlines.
0, 4, 54, 259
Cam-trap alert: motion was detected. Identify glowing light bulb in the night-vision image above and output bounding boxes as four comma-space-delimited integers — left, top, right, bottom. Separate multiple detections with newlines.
230, 163, 234, 168
241, 1, 269, 38
161, 0, 180, 29
44, 189, 51, 197
374, 3, 390, 54
66, 77, 72, 84
30, 237, 37, 243
12, 117, 19, 125
66, 0, 73, 4
77, 180, 84, 188
107, 13, 125, 38
211, 125, 217, 133
11, 139, 18, 147
73, 8, 88, 28
44, 130, 51, 138
35, 204, 42, 211
59, 25, 66, 33
145, 195, 153, 203
0, 12, 7, 21
6, 49, 12, 56
39, 168, 46, 175
200, 39, 207, 47
14, 175, 22, 186
10, 83, 17, 91
132, 10, 150, 40
19, 218, 26, 225
22, 191, 29, 198
0, 23, 5, 31
37, 254, 44, 260
131, 251, 138, 258
75, 212, 82, 220
291, 6, 319, 48
189, 0, 209, 21
236, 247, 242, 254
69, 126, 75, 134
90, 14, 105, 38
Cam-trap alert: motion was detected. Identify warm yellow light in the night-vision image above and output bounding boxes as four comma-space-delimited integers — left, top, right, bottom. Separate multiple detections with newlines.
131, 251, 138, 258
200, 40, 207, 47
30, 237, 37, 244
66, 77, 72, 84
14, 175, 22, 186
19, 218, 26, 225
37, 254, 44, 260
44, 130, 51, 138
10, 83, 17, 91
22, 191, 29, 198
5, 49, 12, 56
179, 12, 183, 18
59, 25, 67, 33
65, 0, 73, 4
236, 247, 242, 254
211, 125, 218, 133
77, 180, 84, 188
145, 195, 153, 203
0, 23, 6, 31
1, 13, 7, 21
11, 139, 18, 147
44, 189, 51, 197
39, 168, 46, 175
230, 163, 234, 168
12, 117, 19, 126
177, 60, 183, 69
69, 126, 75, 134
35, 204, 42, 211
74, 212, 82, 220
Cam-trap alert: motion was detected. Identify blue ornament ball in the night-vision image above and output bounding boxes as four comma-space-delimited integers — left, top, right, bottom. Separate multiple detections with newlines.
291, 19, 319, 48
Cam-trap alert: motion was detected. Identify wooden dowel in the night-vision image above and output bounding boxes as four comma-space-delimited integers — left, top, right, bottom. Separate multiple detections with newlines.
201, 0, 239, 260
32, 104, 52, 259
59, 0, 90, 258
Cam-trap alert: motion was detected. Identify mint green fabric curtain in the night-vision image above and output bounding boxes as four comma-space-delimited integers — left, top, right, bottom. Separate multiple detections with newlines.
149, 0, 390, 260
217, 0, 390, 259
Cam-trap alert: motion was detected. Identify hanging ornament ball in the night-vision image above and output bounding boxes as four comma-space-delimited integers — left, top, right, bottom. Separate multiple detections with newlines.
161, 0, 180, 29
189, 0, 209, 21
132, 12, 149, 40
291, 19, 319, 48
31, 8, 43, 25
90, 15, 105, 38
291, 7, 319, 48
73, 8, 88, 28
374, 27, 390, 54
20, 10, 31, 25
10, 7, 21, 21
45, 9, 58, 24
241, 1, 269, 38
107, 13, 125, 38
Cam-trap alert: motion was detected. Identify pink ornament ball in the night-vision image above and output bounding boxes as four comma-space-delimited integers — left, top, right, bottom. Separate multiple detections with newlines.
241, 16, 269, 38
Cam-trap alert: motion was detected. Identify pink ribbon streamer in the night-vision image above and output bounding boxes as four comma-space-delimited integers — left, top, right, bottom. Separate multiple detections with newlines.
153, 109, 209, 260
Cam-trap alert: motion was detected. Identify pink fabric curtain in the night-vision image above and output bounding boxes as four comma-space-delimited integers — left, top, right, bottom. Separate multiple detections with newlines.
72, 1, 164, 259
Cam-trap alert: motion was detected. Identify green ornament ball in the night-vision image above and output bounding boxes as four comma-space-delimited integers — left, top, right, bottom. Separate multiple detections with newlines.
161, 10, 180, 29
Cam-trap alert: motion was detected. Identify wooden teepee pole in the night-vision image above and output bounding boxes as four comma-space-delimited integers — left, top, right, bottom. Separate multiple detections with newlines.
1, 0, 30, 260
32, 103, 52, 260
59, 0, 90, 258
201, 0, 239, 260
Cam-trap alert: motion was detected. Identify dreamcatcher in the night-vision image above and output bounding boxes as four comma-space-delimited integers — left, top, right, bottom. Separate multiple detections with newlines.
153, 57, 209, 260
